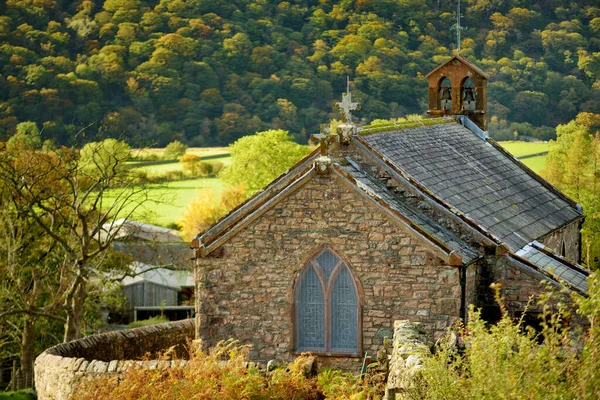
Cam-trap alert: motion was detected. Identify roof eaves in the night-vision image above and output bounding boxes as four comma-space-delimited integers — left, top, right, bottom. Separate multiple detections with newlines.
506, 252, 572, 293
352, 134, 503, 248
331, 163, 470, 266
486, 138, 583, 216
529, 240, 590, 277
193, 147, 320, 248
196, 165, 317, 257
507, 247, 588, 295
425, 54, 490, 79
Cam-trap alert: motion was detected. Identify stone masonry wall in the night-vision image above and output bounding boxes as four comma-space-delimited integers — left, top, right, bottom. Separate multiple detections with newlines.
196, 172, 462, 370
542, 219, 581, 264
35, 319, 194, 400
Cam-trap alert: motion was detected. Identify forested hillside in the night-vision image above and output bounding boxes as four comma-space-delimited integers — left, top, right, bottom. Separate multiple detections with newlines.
0, 0, 599, 146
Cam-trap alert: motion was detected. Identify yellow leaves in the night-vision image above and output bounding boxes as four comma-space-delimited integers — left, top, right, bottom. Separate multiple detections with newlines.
178, 185, 246, 242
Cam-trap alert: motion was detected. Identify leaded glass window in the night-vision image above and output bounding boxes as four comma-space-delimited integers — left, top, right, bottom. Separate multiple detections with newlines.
297, 266, 325, 349
294, 248, 360, 355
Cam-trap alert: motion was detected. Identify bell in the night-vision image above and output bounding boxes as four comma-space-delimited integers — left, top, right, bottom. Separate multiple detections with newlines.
441, 88, 452, 100
464, 88, 475, 102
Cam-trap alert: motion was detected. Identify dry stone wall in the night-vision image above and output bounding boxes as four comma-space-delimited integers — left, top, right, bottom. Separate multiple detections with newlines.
385, 320, 431, 400
34, 319, 194, 400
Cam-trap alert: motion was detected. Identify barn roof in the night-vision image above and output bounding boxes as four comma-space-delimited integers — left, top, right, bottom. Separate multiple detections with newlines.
122, 262, 194, 290
357, 122, 582, 252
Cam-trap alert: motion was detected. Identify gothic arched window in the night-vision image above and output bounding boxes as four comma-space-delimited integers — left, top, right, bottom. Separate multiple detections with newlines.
294, 248, 360, 355
462, 77, 476, 111
439, 77, 452, 110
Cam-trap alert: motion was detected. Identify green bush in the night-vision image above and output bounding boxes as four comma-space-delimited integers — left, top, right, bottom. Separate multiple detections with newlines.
163, 141, 188, 160
208, 160, 224, 176
411, 277, 600, 399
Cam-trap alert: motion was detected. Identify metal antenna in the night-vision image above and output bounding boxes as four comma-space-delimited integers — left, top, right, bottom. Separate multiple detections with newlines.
457, 0, 461, 53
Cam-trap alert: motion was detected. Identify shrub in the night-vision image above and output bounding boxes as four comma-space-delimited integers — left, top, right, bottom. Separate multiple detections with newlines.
411, 277, 600, 399
76, 340, 325, 400
164, 169, 185, 181
163, 140, 188, 160
208, 160, 224, 175
126, 316, 170, 329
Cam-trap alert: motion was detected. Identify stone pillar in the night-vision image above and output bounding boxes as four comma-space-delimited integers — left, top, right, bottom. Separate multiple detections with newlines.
385, 320, 430, 400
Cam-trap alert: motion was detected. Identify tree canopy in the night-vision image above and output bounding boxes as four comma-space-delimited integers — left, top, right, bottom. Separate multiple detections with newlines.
219, 129, 312, 194
0, 1, 599, 146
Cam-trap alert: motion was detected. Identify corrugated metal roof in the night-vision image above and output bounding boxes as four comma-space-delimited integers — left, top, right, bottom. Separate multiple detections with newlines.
122, 262, 194, 289
337, 159, 479, 264
360, 123, 581, 251
513, 242, 588, 293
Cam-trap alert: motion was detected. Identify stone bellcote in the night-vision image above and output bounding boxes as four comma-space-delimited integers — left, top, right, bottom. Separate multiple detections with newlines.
426, 54, 489, 131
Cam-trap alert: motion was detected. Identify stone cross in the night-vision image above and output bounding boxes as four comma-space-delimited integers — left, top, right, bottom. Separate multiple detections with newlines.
335, 88, 359, 123
311, 125, 334, 157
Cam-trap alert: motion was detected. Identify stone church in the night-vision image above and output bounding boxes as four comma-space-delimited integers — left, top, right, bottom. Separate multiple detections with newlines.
191, 55, 589, 367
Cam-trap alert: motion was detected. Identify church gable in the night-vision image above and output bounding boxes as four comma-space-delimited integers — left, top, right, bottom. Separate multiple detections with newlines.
194, 168, 465, 362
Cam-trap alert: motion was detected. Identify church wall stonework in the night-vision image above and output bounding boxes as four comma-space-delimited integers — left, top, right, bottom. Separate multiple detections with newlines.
542, 219, 581, 264
196, 173, 462, 369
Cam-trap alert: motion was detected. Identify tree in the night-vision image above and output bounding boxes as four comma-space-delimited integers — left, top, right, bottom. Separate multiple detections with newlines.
6, 121, 41, 150
219, 129, 312, 194
163, 140, 188, 160
0, 197, 64, 386
542, 117, 600, 269
0, 138, 152, 342
178, 185, 246, 241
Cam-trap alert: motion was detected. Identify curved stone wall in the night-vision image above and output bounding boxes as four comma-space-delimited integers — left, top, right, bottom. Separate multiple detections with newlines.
34, 319, 195, 400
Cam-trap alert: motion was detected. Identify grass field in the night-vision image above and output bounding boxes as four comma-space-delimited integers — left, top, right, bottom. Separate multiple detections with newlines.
498, 141, 549, 174
498, 141, 549, 158
131, 147, 230, 159
519, 155, 547, 173
133, 177, 226, 227
108, 177, 226, 228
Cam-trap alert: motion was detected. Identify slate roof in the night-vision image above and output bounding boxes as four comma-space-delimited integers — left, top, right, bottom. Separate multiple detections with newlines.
358, 123, 582, 252
335, 159, 479, 264
512, 242, 589, 294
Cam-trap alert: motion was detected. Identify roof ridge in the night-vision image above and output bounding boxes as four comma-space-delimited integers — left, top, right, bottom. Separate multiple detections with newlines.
425, 54, 490, 79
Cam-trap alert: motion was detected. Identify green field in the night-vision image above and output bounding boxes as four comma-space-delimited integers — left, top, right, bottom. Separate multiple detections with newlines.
498, 141, 549, 158
131, 154, 231, 175
518, 155, 547, 174
126, 177, 226, 228
498, 141, 549, 174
